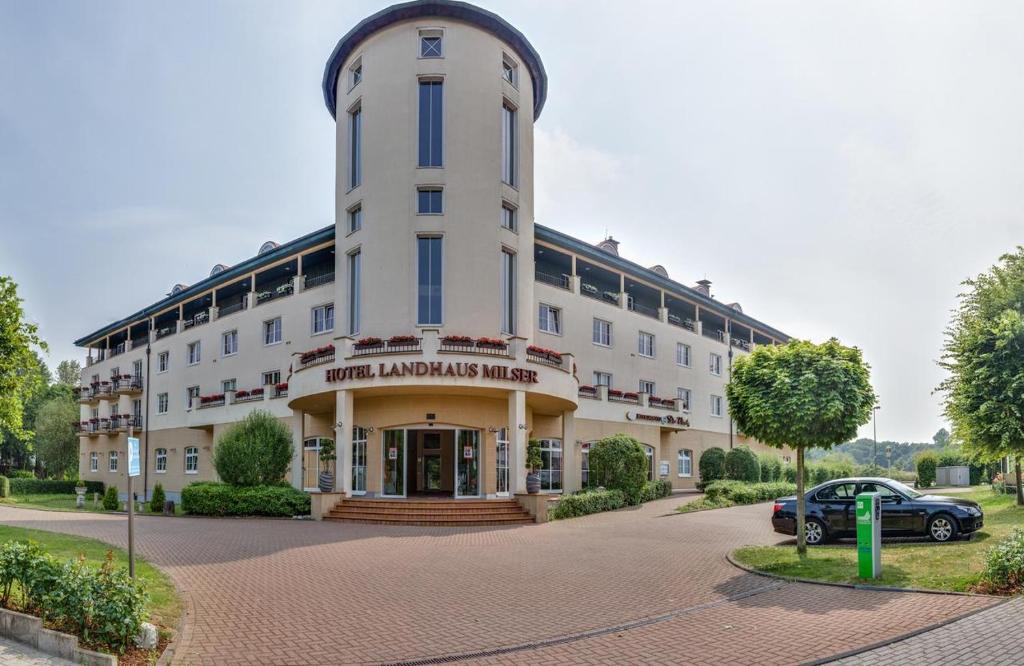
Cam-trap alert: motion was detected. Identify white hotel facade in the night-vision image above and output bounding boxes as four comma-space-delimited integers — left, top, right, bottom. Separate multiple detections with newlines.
75, 0, 792, 508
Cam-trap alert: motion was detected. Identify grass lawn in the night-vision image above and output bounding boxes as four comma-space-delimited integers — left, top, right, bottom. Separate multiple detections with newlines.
1, 493, 184, 515
734, 489, 1022, 593
0, 524, 181, 629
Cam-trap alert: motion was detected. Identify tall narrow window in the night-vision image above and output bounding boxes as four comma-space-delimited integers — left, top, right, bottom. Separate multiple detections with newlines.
418, 80, 443, 167
501, 249, 516, 334
348, 105, 362, 189
312, 304, 335, 334
417, 237, 443, 325
263, 318, 282, 345
501, 202, 517, 231
501, 102, 517, 185
347, 204, 362, 233
348, 250, 361, 334
350, 58, 362, 88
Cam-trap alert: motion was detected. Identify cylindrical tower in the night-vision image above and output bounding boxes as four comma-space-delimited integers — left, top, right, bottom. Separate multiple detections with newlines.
322, 0, 546, 340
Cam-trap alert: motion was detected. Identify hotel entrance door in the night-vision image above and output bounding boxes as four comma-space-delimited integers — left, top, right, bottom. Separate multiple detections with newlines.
386, 427, 481, 498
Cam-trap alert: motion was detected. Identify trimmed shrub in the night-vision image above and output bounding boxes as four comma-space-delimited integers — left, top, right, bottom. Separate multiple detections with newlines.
102, 486, 120, 511
640, 479, 673, 502
181, 482, 311, 517
588, 434, 649, 505
698, 447, 727, 489
0, 476, 8, 498
213, 410, 294, 487
550, 489, 626, 520
703, 480, 797, 505
149, 484, 166, 513
725, 446, 760, 483
916, 451, 938, 488
8, 479, 103, 495
981, 528, 1024, 593
9, 470, 35, 479
758, 453, 782, 482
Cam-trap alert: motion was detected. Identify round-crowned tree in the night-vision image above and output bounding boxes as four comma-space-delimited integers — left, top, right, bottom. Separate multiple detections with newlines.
698, 447, 727, 488
214, 410, 294, 486
725, 446, 761, 482
588, 434, 648, 505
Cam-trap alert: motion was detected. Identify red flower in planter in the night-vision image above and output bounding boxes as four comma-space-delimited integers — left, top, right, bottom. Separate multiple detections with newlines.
441, 335, 473, 344
476, 337, 507, 349
275, 382, 289, 391
623, 392, 639, 400
388, 335, 418, 344
608, 389, 623, 397
235, 390, 250, 398
354, 337, 382, 348
648, 396, 662, 404
251, 388, 264, 395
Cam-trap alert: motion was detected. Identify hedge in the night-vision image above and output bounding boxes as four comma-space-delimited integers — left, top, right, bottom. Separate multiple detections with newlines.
916, 451, 938, 488
758, 454, 782, 482
698, 447, 727, 489
181, 482, 311, 517
725, 446, 760, 483
704, 480, 797, 505
641, 479, 673, 502
550, 489, 626, 520
981, 528, 1024, 594
0, 477, 8, 498
588, 435, 649, 505
9, 479, 104, 495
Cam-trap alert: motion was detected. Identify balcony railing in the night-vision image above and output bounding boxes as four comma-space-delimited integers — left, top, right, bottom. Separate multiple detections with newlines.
438, 337, 510, 357
92, 383, 114, 399
108, 343, 126, 358
131, 338, 148, 350
731, 338, 752, 351
607, 390, 640, 405
233, 388, 265, 403
182, 311, 210, 330
351, 336, 422, 357
76, 387, 94, 402
256, 281, 294, 305
577, 385, 599, 400
702, 328, 726, 343
526, 345, 563, 368
113, 375, 143, 394
667, 314, 697, 332
581, 283, 620, 305
298, 345, 336, 369
535, 271, 570, 290
303, 271, 335, 290
272, 383, 288, 399
156, 325, 177, 340
197, 394, 226, 409
218, 295, 247, 318
627, 299, 659, 319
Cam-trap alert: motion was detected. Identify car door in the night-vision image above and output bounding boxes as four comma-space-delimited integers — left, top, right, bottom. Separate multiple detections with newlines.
814, 482, 857, 534
859, 482, 915, 533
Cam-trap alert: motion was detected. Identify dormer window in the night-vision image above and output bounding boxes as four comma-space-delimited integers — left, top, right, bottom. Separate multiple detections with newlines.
420, 30, 443, 58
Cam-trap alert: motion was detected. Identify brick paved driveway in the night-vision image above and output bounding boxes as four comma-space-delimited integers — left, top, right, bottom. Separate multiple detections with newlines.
0, 500, 998, 665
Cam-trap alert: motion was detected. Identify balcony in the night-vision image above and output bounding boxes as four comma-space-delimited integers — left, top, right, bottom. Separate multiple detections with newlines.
607, 390, 639, 405
182, 311, 210, 330
667, 314, 697, 332
303, 271, 335, 290
298, 344, 336, 369
79, 421, 101, 436
731, 338, 752, 352
256, 280, 294, 306
526, 345, 563, 368
218, 295, 247, 318
76, 387, 96, 404
702, 328, 726, 344
438, 336, 510, 357
197, 393, 226, 409
155, 324, 177, 340
647, 397, 678, 411
627, 298, 659, 319
535, 270, 570, 290
581, 282, 620, 305
113, 375, 143, 394
131, 338, 148, 350
350, 336, 421, 358
232, 388, 265, 404
272, 383, 288, 399
92, 382, 114, 399
108, 342, 126, 359
577, 385, 599, 400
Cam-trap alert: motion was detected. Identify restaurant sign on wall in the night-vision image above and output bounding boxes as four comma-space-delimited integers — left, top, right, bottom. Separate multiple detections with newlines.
625, 410, 690, 429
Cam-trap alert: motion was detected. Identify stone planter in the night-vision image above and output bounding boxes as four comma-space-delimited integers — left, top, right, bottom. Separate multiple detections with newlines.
74, 487, 87, 508
318, 471, 335, 493
526, 472, 541, 494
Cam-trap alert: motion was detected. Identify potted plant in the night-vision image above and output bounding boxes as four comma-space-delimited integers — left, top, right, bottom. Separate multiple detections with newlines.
476, 337, 507, 350
318, 439, 337, 493
74, 479, 87, 508
353, 337, 383, 350
526, 438, 543, 494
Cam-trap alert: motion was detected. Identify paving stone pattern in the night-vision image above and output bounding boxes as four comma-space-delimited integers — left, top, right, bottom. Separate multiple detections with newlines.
0, 637, 74, 666
0, 500, 997, 665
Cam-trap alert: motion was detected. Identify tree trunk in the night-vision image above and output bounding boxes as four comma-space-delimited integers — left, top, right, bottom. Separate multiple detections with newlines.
1016, 457, 1023, 507
796, 447, 806, 556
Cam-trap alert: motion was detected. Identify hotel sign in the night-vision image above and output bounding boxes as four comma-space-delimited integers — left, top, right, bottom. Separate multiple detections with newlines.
326, 361, 539, 385
625, 410, 690, 429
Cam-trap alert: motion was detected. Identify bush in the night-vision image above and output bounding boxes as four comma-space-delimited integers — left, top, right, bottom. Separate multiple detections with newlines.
640, 479, 673, 502
0, 476, 8, 498
181, 482, 311, 517
698, 447, 727, 489
9, 479, 104, 495
725, 447, 760, 483
916, 451, 938, 488
9, 470, 35, 479
981, 528, 1024, 593
550, 489, 626, 520
149, 484, 166, 513
102, 486, 120, 511
213, 410, 294, 487
703, 480, 797, 505
588, 434, 649, 505
758, 453, 782, 482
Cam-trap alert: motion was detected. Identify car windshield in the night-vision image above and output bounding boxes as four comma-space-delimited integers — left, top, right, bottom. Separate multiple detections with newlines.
886, 480, 922, 499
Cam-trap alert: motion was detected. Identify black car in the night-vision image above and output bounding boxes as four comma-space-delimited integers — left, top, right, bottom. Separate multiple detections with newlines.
771, 477, 984, 544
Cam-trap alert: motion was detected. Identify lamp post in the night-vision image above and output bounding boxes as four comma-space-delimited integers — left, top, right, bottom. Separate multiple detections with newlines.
872, 405, 881, 466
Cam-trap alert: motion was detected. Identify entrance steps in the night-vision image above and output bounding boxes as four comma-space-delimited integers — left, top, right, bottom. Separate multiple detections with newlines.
324, 497, 535, 526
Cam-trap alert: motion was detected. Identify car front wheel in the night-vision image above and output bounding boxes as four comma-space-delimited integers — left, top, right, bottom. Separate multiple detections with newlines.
804, 518, 827, 545
928, 514, 958, 543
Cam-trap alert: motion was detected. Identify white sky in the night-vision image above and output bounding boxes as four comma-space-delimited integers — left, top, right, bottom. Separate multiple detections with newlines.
3, 0, 1022, 442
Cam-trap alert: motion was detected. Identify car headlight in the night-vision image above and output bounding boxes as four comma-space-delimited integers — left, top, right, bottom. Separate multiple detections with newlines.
962, 506, 981, 516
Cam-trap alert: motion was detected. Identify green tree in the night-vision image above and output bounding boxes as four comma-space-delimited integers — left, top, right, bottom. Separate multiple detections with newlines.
915, 450, 938, 488
0, 278, 47, 438
933, 428, 950, 448
939, 248, 1024, 505
54, 360, 82, 387
724, 446, 760, 482
213, 410, 293, 486
588, 434, 648, 505
33, 396, 79, 479
698, 447, 726, 487
727, 339, 874, 554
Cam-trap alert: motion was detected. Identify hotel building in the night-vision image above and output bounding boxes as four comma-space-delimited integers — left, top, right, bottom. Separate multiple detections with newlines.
74, 0, 792, 517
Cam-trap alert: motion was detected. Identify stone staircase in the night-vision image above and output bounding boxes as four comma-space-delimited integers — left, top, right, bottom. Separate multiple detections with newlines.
323, 497, 535, 526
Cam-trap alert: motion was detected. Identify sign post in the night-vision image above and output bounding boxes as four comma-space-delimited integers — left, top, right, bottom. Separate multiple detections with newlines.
855, 492, 881, 579
127, 433, 141, 579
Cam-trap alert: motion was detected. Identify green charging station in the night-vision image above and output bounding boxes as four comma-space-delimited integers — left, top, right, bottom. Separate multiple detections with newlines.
856, 492, 881, 579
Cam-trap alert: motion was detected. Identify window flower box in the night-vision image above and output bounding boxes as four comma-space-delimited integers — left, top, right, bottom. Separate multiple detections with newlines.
441, 335, 473, 344
608, 389, 623, 398
353, 337, 382, 350
235, 390, 250, 398
622, 392, 639, 401
648, 396, 662, 405
476, 337, 507, 350
275, 382, 288, 391
527, 345, 562, 363
388, 335, 417, 345
251, 387, 264, 395
301, 344, 336, 364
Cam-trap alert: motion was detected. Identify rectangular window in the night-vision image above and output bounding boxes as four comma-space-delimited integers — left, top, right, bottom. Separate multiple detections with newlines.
349, 106, 362, 189
222, 378, 236, 393
262, 370, 281, 386
157, 393, 169, 414
502, 55, 518, 86
639, 379, 656, 395
677, 388, 691, 412
501, 202, 517, 231
157, 351, 169, 373
133, 359, 143, 378
222, 330, 238, 356
312, 304, 335, 334
185, 447, 198, 474
638, 332, 655, 358
418, 80, 443, 167
710, 353, 722, 376
155, 448, 167, 473
350, 58, 362, 88
347, 204, 362, 234
420, 31, 443, 58
501, 248, 516, 334
538, 304, 561, 334
710, 394, 724, 417
417, 187, 443, 214
186, 386, 200, 410
187, 341, 201, 365
501, 102, 517, 185
348, 250, 361, 334
592, 318, 612, 346
593, 371, 612, 387
89, 452, 98, 472
678, 449, 693, 477
109, 451, 119, 472
417, 237, 443, 325
676, 343, 691, 367
264, 317, 282, 345
132, 399, 142, 420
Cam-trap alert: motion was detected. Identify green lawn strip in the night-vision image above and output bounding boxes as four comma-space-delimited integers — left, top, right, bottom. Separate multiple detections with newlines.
1, 494, 184, 515
677, 496, 736, 513
0, 525, 181, 629
734, 491, 1021, 593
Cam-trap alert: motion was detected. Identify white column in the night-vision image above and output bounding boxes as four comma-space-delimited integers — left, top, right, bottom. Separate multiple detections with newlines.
509, 390, 527, 493
561, 410, 578, 493
335, 389, 354, 497
290, 410, 304, 490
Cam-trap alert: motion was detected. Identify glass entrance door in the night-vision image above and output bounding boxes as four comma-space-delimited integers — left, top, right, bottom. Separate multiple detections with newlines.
495, 428, 510, 497
382, 429, 406, 497
352, 427, 367, 495
539, 438, 563, 492
455, 429, 480, 498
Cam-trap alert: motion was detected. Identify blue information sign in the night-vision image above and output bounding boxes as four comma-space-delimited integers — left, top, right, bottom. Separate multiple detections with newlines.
127, 437, 141, 478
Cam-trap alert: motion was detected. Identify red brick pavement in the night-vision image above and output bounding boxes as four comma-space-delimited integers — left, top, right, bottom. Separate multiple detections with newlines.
0, 499, 997, 665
